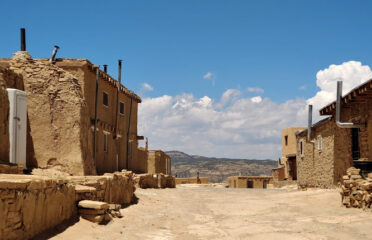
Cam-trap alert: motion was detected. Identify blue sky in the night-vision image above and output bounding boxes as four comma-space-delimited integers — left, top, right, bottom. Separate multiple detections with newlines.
1, 1, 371, 102
2, 1, 372, 158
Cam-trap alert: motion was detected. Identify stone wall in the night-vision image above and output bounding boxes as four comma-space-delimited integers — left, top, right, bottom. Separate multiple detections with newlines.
0, 174, 76, 240
67, 171, 135, 205
135, 173, 176, 188
148, 150, 171, 175
130, 147, 148, 174
297, 119, 336, 188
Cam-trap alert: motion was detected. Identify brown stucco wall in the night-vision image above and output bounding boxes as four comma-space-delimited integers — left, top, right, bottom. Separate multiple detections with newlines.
57, 60, 139, 175
147, 150, 171, 174
227, 176, 272, 188
130, 147, 148, 173
0, 52, 92, 174
0, 66, 24, 163
280, 127, 306, 179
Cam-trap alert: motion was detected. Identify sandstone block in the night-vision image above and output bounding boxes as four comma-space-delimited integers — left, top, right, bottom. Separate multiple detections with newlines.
78, 208, 105, 215
81, 214, 104, 223
78, 200, 108, 210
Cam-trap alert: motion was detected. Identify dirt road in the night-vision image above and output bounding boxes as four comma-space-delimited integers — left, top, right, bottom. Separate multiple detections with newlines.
47, 184, 372, 240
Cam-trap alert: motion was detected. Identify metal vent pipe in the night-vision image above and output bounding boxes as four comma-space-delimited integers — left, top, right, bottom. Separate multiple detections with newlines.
49, 45, 60, 63
336, 81, 364, 128
20, 28, 26, 51
307, 105, 312, 141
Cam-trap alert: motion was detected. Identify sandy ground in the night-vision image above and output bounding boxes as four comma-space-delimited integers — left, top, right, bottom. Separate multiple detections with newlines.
44, 184, 372, 240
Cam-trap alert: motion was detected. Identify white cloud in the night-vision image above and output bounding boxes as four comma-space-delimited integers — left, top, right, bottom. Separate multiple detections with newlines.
307, 61, 372, 119
138, 60, 372, 159
203, 72, 213, 79
139, 89, 306, 159
251, 96, 262, 103
141, 83, 154, 92
247, 87, 264, 93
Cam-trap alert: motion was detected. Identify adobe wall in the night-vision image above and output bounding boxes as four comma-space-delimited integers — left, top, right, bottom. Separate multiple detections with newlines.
148, 150, 170, 174
56, 60, 140, 175
1, 52, 93, 175
175, 177, 209, 184
333, 127, 353, 184
227, 176, 272, 188
280, 127, 306, 179
130, 147, 148, 173
0, 67, 24, 163
0, 174, 76, 240
297, 120, 337, 188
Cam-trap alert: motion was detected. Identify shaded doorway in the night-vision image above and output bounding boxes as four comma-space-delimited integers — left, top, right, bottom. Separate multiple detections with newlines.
247, 181, 254, 188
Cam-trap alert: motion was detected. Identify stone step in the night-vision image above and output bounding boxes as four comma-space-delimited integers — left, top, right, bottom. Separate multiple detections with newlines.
78, 200, 108, 210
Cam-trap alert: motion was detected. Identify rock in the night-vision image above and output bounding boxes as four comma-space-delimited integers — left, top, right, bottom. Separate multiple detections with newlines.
78, 208, 106, 215
78, 200, 108, 210
108, 204, 121, 210
81, 214, 104, 223
75, 184, 97, 193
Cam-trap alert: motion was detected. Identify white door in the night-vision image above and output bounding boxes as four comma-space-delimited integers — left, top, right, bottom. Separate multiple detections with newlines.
15, 94, 27, 167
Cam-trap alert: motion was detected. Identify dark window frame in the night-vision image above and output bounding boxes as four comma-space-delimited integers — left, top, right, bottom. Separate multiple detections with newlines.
103, 92, 109, 107
119, 101, 125, 115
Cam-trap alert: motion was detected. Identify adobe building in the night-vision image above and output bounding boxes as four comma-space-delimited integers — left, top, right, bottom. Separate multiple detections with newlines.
130, 145, 172, 175
278, 127, 306, 180
227, 176, 273, 189
0, 50, 141, 175
296, 80, 372, 188
175, 177, 209, 184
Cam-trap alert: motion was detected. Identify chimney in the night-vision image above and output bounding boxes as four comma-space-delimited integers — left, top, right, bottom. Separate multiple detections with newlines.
103, 65, 107, 73
336, 81, 363, 128
49, 45, 60, 63
307, 105, 312, 141
20, 28, 26, 51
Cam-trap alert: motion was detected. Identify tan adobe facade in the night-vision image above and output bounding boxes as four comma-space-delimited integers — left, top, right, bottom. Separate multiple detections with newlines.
227, 176, 273, 189
175, 177, 209, 184
0, 51, 141, 175
147, 150, 171, 175
279, 127, 306, 180
297, 78, 372, 188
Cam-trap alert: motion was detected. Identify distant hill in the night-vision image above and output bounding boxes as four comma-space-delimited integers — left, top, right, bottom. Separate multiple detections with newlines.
167, 151, 277, 183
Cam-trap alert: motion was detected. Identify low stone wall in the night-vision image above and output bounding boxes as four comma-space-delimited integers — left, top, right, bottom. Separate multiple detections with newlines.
0, 163, 24, 174
67, 171, 135, 205
135, 173, 175, 189
340, 167, 372, 209
0, 170, 136, 240
175, 177, 209, 185
0, 174, 75, 240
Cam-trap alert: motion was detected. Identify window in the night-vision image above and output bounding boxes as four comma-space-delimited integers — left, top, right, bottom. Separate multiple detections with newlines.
103, 133, 108, 152
352, 128, 360, 160
120, 102, 124, 115
103, 92, 108, 107
317, 135, 322, 151
300, 140, 304, 157
285, 135, 288, 146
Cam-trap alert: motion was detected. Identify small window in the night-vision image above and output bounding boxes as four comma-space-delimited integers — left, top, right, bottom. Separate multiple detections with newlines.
103, 133, 108, 152
103, 92, 109, 107
300, 140, 304, 157
317, 135, 322, 151
285, 135, 288, 146
120, 102, 124, 115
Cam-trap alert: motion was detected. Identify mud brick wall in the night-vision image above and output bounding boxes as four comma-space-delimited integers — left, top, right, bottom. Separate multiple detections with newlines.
175, 177, 209, 185
0, 175, 75, 240
0, 67, 24, 163
67, 171, 135, 205
0, 52, 93, 174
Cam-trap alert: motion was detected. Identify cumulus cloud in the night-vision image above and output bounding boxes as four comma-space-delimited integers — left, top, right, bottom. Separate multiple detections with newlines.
138, 60, 372, 159
139, 89, 306, 159
247, 87, 264, 93
307, 61, 372, 119
251, 96, 262, 103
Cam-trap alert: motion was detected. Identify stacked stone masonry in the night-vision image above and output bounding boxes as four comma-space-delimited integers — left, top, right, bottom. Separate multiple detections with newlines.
340, 167, 372, 209
0, 170, 135, 240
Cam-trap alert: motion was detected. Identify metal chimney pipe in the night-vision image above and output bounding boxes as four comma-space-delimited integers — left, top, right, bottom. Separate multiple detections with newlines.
336, 81, 363, 128
103, 65, 107, 73
307, 105, 312, 141
20, 28, 26, 51
49, 45, 60, 63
